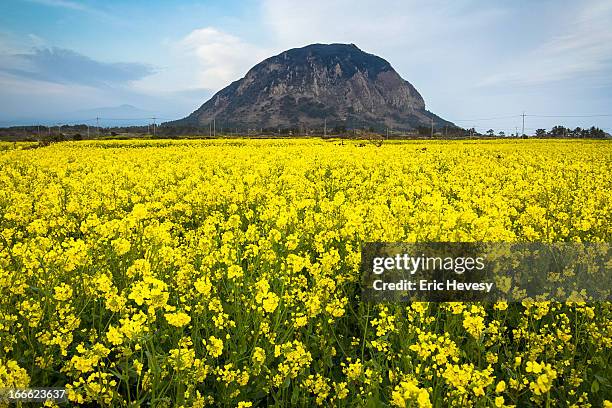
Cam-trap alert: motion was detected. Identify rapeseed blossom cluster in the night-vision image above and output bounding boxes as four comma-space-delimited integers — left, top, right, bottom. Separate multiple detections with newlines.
0, 139, 610, 406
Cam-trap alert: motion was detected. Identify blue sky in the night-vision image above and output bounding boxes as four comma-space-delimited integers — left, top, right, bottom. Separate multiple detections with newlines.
1, 0, 611, 133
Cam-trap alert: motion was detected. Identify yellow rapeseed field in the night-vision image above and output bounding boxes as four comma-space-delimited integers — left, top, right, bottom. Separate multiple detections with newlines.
0, 139, 610, 407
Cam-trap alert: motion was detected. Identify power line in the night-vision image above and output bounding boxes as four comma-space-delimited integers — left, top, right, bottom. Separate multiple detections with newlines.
526, 114, 612, 118
48, 117, 174, 123
2, 112, 610, 137
451, 114, 521, 122
85, 117, 174, 121
14, 114, 612, 127
449, 113, 612, 124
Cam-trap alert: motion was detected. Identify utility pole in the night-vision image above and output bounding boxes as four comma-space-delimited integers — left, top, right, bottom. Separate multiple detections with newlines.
152, 117, 157, 137
87, 124, 90, 138
521, 111, 526, 136
515, 127, 518, 137
324, 118, 327, 137
96, 117, 100, 136
430, 117, 434, 138
213, 118, 216, 137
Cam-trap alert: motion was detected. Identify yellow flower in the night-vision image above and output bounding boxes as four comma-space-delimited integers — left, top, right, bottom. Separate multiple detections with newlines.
391, 378, 431, 408
164, 311, 191, 327
252, 347, 266, 365
262, 293, 279, 313
528, 363, 557, 396
227, 264, 244, 280
53, 283, 73, 302
106, 325, 124, 346
133, 359, 143, 376
111, 237, 131, 255
206, 336, 223, 358
0, 360, 30, 389
525, 361, 542, 374
194, 276, 212, 297
343, 359, 363, 381
495, 380, 506, 393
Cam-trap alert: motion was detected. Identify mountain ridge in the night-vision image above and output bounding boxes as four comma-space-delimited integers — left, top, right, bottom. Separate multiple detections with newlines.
166, 43, 453, 131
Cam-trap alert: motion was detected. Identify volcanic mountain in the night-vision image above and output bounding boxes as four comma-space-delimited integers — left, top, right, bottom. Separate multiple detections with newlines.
167, 43, 453, 131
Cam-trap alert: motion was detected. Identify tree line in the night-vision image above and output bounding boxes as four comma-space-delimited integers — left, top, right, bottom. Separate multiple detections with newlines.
0, 124, 608, 142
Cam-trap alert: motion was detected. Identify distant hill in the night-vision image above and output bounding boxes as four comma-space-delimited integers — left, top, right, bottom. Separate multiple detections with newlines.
0, 104, 156, 127
69, 104, 155, 126
166, 43, 453, 131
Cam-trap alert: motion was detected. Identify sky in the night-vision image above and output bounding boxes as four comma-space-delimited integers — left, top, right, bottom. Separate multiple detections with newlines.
0, 0, 611, 133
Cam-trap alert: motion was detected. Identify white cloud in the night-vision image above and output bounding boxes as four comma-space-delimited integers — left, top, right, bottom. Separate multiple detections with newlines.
25, 0, 91, 12
24, 0, 118, 22
178, 27, 272, 90
133, 27, 273, 96
261, 0, 505, 55
261, 0, 611, 90
0, 31, 41, 54
0, 47, 155, 86
27, 33, 46, 47
0, 71, 111, 118
479, 0, 612, 87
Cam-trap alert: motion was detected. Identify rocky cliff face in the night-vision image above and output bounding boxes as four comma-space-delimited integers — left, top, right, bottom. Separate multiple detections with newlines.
168, 43, 452, 131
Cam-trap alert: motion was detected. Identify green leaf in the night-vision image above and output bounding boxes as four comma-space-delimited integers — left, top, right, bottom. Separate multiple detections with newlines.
591, 379, 600, 394
594, 375, 611, 387
291, 385, 300, 405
